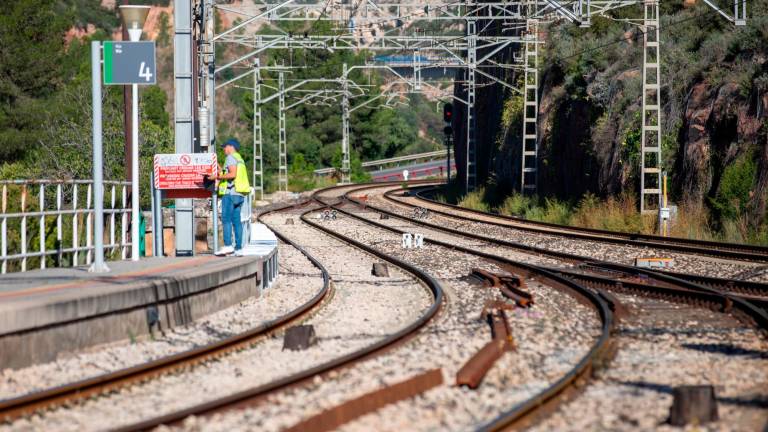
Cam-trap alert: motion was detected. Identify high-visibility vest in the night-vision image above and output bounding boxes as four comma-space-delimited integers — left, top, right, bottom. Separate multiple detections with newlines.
218, 151, 250, 196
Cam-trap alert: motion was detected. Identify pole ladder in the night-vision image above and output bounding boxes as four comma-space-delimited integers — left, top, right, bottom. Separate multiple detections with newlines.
520, 18, 539, 194
278, 71, 288, 192
253, 61, 264, 199
466, 19, 478, 192
640, 0, 662, 214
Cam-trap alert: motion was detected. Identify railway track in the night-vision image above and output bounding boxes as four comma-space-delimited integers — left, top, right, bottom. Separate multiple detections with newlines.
326, 183, 768, 430
99, 197, 444, 431
351, 183, 768, 302
309, 187, 616, 430
0, 219, 331, 424
3, 182, 765, 431
410, 184, 768, 262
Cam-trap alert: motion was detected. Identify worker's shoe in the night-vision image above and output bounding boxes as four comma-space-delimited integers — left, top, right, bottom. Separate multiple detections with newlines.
214, 246, 235, 256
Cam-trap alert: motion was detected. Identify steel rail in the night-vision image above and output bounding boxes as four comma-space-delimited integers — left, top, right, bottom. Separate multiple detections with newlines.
370, 184, 768, 300
344, 183, 768, 325
347, 183, 768, 309
312, 189, 616, 431
407, 185, 768, 262
109, 191, 444, 431
0, 213, 331, 424
334, 182, 768, 429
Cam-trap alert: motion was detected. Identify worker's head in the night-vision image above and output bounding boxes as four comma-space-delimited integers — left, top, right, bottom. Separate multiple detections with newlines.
222, 138, 240, 155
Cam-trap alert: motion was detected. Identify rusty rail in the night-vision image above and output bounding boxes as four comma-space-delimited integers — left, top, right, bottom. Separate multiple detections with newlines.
315, 187, 616, 431
456, 309, 515, 389
0, 200, 332, 423
108, 183, 445, 430
348, 184, 768, 314
337, 182, 768, 429
285, 369, 444, 432
409, 184, 768, 262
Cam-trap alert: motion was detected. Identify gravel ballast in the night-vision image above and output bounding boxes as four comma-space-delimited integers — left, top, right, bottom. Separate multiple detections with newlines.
186, 203, 603, 431
2, 223, 430, 431
368, 186, 767, 281
0, 243, 322, 401
529, 294, 768, 432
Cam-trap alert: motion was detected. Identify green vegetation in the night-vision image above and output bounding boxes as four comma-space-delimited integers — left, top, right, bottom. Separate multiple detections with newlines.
219, 20, 443, 193
487, 0, 768, 245
449, 188, 766, 245
1, 1, 443, 199
0, 0, 173, 207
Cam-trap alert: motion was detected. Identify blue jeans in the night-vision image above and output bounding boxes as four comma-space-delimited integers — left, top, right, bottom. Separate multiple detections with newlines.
221, 194, 245, 250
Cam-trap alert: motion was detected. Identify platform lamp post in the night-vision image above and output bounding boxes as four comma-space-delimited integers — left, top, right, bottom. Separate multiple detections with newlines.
119, 5, 150, 262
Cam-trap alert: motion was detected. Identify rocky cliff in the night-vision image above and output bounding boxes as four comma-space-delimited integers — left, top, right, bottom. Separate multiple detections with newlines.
455, 1, 768, 227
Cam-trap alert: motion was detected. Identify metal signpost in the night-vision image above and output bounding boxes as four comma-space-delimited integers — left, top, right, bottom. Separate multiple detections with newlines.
92, 40, 156, 270
152, 153, 217, 257
103, 40, 156, 262
90, 41, 107, 273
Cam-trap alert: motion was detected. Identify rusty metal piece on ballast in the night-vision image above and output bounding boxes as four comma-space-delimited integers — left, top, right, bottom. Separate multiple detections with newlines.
455, 339, 508, 389
472, 268, 502, 287
456, 309, 515, 389
471, 268, 534, 308
479, 300, 515, 319
284, 369, 444, 432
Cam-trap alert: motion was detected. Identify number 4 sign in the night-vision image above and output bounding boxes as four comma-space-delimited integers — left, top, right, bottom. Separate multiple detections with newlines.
138, 62, 153, 82
103, 41, 156, 85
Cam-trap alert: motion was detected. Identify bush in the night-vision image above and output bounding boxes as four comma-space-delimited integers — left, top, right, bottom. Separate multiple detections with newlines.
709, 152, 756, 222
458, 188, 490, 212
498, 193, 534, 216
535, 198, 572, 225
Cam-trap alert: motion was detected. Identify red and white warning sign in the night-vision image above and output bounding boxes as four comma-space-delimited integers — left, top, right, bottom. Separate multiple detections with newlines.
154, 153, 217, 190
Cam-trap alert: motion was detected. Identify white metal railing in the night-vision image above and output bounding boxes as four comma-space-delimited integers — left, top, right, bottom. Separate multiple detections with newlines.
314, 150, 447, 175
0, 180, 132, 274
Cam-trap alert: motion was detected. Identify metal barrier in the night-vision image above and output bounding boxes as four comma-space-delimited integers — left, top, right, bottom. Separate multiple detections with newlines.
0, 180, 132, 274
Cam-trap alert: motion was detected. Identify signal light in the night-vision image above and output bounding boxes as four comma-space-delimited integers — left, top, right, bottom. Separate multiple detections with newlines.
443, 103, 453, 123
443, 126, 453, 136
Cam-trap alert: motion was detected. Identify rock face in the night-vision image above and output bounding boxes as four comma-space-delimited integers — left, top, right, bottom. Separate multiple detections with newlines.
452, 18, 768, 223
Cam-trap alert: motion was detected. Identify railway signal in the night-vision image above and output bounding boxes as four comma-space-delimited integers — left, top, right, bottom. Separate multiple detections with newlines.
443, 103, 453, 182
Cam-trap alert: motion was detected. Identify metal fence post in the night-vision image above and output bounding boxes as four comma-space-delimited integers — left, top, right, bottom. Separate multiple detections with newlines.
91, 40, 108, 272
39, 184, 45, 269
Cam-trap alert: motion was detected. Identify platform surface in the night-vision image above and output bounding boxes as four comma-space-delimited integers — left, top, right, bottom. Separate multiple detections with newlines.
0, 254, 270, 336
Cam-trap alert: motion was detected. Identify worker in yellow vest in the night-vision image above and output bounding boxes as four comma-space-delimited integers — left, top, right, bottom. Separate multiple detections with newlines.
211, 139, 250, 256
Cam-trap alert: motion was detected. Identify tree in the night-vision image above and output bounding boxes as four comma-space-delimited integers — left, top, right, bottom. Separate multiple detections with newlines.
156, 12, 170, 47
142, 86, 169, 127
0, 0, 72, 162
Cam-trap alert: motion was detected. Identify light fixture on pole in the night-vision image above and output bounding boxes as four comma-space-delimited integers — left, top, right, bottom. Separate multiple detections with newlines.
120, 5, 150, 42
119, 4, 150, 261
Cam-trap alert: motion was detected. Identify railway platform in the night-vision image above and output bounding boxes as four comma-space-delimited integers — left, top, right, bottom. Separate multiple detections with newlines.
0, 251, 277, 370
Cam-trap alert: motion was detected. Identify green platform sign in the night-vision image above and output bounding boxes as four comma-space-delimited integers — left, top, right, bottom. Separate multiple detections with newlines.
103, 41, 156, 85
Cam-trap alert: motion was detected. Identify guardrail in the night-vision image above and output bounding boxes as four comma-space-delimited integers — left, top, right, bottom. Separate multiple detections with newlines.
314, 150, 447, 175
0, 180, 132, 274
